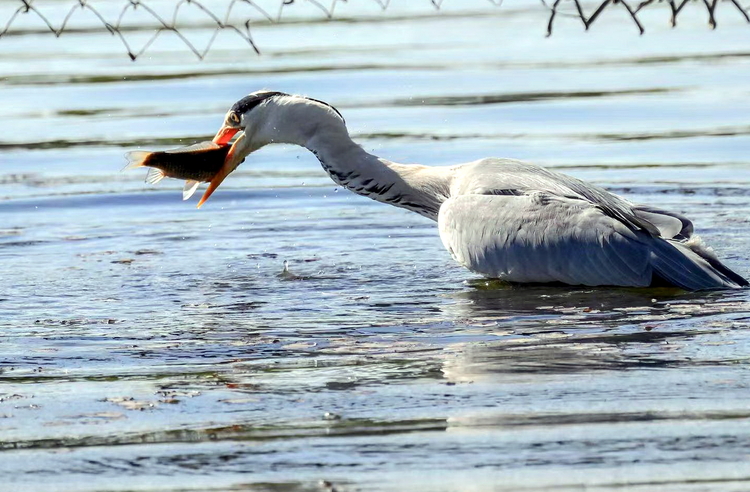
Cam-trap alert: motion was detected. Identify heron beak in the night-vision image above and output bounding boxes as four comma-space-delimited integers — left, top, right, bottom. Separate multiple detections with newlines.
198, 129, 247, 208
212, 125, 239, 145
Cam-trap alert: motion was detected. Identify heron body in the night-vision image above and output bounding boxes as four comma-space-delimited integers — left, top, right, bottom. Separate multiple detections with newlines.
206, 90, 748, 291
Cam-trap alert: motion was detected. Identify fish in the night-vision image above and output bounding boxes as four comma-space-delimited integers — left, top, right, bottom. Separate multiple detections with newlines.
124, 141, 231, 202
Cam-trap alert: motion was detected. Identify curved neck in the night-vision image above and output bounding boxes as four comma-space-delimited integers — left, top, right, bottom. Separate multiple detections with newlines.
308, 132, 452, 220
262, 104, 452, 220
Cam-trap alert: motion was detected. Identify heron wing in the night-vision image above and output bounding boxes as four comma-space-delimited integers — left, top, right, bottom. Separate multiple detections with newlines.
437, 192, 653, 286
452, 158, 661, 236
439, 159, 745, 289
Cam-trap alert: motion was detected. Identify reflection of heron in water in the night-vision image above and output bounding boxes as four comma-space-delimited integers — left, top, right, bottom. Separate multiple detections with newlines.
441, 285, 715, 383
448, 280, 699, 318
208, 90, 747, 291
439, 282, 746, 383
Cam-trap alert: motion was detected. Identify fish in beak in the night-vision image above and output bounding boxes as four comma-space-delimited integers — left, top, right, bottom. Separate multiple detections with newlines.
197, 125, 244, 208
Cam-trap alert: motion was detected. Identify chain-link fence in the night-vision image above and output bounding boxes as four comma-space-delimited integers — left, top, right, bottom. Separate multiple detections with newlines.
1, 0, 748, 60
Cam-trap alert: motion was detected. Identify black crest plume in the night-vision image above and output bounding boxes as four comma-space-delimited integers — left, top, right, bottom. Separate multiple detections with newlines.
230, 91, 345, 123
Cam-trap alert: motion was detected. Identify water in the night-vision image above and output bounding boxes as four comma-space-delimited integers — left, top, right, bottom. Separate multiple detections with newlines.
1, 1, 749, 490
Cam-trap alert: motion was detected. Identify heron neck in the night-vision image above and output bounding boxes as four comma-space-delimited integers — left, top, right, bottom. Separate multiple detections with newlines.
302, 129, 451, 220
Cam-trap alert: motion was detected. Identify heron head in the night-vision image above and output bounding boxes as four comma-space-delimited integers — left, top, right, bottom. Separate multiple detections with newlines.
197, 90, 285, 207
198, 90, 345, 208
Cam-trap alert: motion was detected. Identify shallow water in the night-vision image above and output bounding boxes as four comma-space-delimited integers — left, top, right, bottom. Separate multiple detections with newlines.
1, 1, 749, 491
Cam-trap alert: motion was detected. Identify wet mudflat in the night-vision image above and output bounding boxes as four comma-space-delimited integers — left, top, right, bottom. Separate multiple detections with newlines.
0, 1, 749, 491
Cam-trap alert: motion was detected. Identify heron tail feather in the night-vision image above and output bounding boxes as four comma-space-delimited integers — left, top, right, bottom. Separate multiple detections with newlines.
650, 238, 747, 290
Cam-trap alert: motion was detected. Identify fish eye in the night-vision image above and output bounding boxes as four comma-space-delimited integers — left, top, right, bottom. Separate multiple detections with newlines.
228, 112, 241, 126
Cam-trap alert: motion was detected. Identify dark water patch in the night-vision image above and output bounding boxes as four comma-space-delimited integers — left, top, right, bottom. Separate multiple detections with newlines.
0, 370, 225, 385
0, 173, 39, 184
0, 418, 447, 451
56, 107, 120, 117
358, 128, 750, 144
32, 318, 118, 326
13, 104, 224, 121
247, 253, 280, 259
1, 63, 443, 87
590, 125, 750, 142
211, 301, 266, 312
391, 88, 672, 107
356, 131, 483, 141
606, 186, 750, 197
134, 249, 162, 256
0, 227, 23, 236
0, 135, 212, 151
454, 410, 750, 429
620, 51, 750, 66
500, 50, 750, 70
0, 239, 48, 249
553, 161, 743, 170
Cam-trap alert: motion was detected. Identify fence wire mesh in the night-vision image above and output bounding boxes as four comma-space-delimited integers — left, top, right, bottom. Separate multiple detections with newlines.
0, 0, 748, 60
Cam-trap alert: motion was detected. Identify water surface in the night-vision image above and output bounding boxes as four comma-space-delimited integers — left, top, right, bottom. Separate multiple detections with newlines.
1, 1, 749, 491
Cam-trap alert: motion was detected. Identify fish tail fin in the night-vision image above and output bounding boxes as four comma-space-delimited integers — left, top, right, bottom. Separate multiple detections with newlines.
123, 151, 151, 171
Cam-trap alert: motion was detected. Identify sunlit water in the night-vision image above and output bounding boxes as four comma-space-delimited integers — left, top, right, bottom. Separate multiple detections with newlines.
1, 1, 749, 491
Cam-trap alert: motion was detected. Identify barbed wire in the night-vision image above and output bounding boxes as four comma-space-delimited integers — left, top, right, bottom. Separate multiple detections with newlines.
543, 0, 750, 35
0, 0, 506, 60
0, 0, 747, 61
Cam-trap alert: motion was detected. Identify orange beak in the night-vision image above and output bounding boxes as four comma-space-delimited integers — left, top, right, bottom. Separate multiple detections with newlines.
213, 125, 239, 145
197, 126, 242, 208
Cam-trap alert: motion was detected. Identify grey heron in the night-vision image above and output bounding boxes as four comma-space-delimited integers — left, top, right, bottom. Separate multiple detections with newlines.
204, 90, 748, 291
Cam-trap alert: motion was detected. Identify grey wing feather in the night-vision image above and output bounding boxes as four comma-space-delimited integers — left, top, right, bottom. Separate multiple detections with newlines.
453, 159, 661, 235
459, 159, 695, 240
438, 193, 653, 287
438, 192, 747, 289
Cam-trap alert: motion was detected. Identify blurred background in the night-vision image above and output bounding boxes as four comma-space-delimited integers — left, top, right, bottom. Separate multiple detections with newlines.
1, 1, 749, 491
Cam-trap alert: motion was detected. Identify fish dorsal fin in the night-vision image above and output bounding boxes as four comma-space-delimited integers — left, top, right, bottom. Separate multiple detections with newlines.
123, 151, 150, 170
145, 168, 165, 185
183, 180, 200, 200
164, 141, 219, 154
